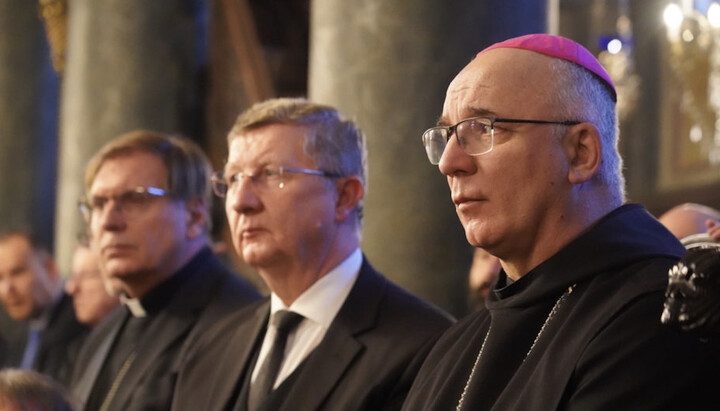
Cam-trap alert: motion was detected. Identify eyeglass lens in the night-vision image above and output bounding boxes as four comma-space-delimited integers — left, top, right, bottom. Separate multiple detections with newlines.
80, 187, 167, 222
423, 118, 493, 165
212, 168, 284, 197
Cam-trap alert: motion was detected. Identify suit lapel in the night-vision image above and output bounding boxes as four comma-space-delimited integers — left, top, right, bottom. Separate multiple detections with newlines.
208, 301, 270, 411
109, 309, 196, 410
106, 267, 220, 411
72, 309, 125, 409
274, 259, 387, 410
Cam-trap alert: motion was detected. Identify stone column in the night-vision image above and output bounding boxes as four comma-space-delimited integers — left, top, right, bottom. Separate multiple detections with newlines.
0, 1, 59, 247
309, 0, 549, 315
55, 0, 206, 272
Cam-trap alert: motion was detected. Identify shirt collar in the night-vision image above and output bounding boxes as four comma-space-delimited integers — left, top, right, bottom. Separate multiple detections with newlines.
270, 248, 362, 329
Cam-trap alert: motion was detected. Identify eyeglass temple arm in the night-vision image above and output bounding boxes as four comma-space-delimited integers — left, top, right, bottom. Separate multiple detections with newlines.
493, 118, 581, 126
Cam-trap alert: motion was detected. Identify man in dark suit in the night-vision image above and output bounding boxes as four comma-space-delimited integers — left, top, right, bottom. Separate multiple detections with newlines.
69, 130, 261, 411
0, 231, 89, 387
172, 98, 453, 411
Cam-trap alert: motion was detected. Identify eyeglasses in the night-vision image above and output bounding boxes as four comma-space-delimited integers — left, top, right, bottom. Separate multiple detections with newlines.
78, 186, 169, 223
70, 270, 103, 283
421, 116, 581, 165
211, 166, 338, 197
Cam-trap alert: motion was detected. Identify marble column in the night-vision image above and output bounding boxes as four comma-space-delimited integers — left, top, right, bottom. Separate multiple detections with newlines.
55, 0, 206, 272
309, 0, 549, 315
0, 1, 58, 247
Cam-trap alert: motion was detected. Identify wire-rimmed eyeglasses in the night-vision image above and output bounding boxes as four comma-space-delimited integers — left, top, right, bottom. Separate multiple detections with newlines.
421, 116, 581, 165
211, 166, 339, 197
78, 186, 169, 223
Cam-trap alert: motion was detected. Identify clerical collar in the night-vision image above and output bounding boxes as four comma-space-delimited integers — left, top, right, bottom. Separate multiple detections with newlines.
120, 294, 147, 318
121, 247, 212, 318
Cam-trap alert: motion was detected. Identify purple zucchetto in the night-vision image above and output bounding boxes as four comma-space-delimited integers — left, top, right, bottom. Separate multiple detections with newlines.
478, 33, 617, 102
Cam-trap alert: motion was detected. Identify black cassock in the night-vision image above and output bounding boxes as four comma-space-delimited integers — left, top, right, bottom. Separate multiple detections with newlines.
403, 204, 720, 411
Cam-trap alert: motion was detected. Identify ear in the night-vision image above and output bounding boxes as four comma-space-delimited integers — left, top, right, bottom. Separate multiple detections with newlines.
184, 197, 208, 239
334, 176, 364, 222
41, 253, 59, 281
563, 123, 601, 185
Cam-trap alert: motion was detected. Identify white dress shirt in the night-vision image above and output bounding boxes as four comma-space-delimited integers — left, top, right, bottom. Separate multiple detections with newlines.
250, 248, 362, 389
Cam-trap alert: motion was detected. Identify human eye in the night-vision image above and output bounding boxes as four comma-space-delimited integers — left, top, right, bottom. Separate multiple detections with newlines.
10, 266, 29, 278
456, 118, 490, 146
465, 118, 491, 136
261, 167, 281, 180
89, 196, 109, 212
226, 171, 241, 186
122, 191, 152, 208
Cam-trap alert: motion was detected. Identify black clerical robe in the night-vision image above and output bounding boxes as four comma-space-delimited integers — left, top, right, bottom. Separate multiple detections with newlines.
403, 204, 720, 410
70, 247, 260, 411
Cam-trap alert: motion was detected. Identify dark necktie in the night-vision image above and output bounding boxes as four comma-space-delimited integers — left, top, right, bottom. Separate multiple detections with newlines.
247, 310, 304, 410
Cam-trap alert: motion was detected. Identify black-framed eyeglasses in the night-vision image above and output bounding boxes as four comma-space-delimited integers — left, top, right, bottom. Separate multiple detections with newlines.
78, 186, 169, 223
211, 166, 338, 197
421, 116, 581, 165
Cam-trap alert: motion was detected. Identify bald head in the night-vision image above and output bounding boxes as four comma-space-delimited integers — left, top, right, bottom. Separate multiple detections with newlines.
658, 203, 720, 239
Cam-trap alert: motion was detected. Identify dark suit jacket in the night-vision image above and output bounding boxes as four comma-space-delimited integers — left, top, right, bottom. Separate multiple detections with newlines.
172, 257, 454, 411
0, 306, 25, 367
2, 293, 89, 387
69, 249, 261, 411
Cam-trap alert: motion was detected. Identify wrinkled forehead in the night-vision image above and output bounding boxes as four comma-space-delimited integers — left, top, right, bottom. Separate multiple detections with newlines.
91, 151, 167, 190
442, 49, 557, 122
0, 234, 33, 258
227, 123, 310, 166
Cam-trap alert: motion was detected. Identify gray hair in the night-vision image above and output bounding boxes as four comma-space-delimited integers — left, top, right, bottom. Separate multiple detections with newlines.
0, 369, 73, 411
549, 59, 626, 205
230, 98, 368, 223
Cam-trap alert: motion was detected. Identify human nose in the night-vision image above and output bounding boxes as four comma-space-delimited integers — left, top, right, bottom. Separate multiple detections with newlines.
438, 130, 473, 176
95, 199, 127, 231
65, 277, 78, 295
227, 175, 262, 214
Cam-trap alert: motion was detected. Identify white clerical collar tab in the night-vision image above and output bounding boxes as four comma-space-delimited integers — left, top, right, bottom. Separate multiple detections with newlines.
120, 294, 147, 318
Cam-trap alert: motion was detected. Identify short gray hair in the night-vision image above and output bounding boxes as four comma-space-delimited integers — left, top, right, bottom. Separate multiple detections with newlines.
550, 59, 626, 205
0, 369, 73, 411
230, 98, 368, 223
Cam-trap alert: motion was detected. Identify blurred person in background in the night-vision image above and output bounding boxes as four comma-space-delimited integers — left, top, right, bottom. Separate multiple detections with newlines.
658, 202, 720, 240
65, 242, 119, 327
0, 368, 74, 411
0, 231, 88, 387
468, 248, 501, 309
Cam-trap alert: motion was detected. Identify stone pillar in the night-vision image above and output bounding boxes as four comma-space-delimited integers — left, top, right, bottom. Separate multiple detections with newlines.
55, 0, 206, 272
309, 0, 549, 315
0, 1, 59, 247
